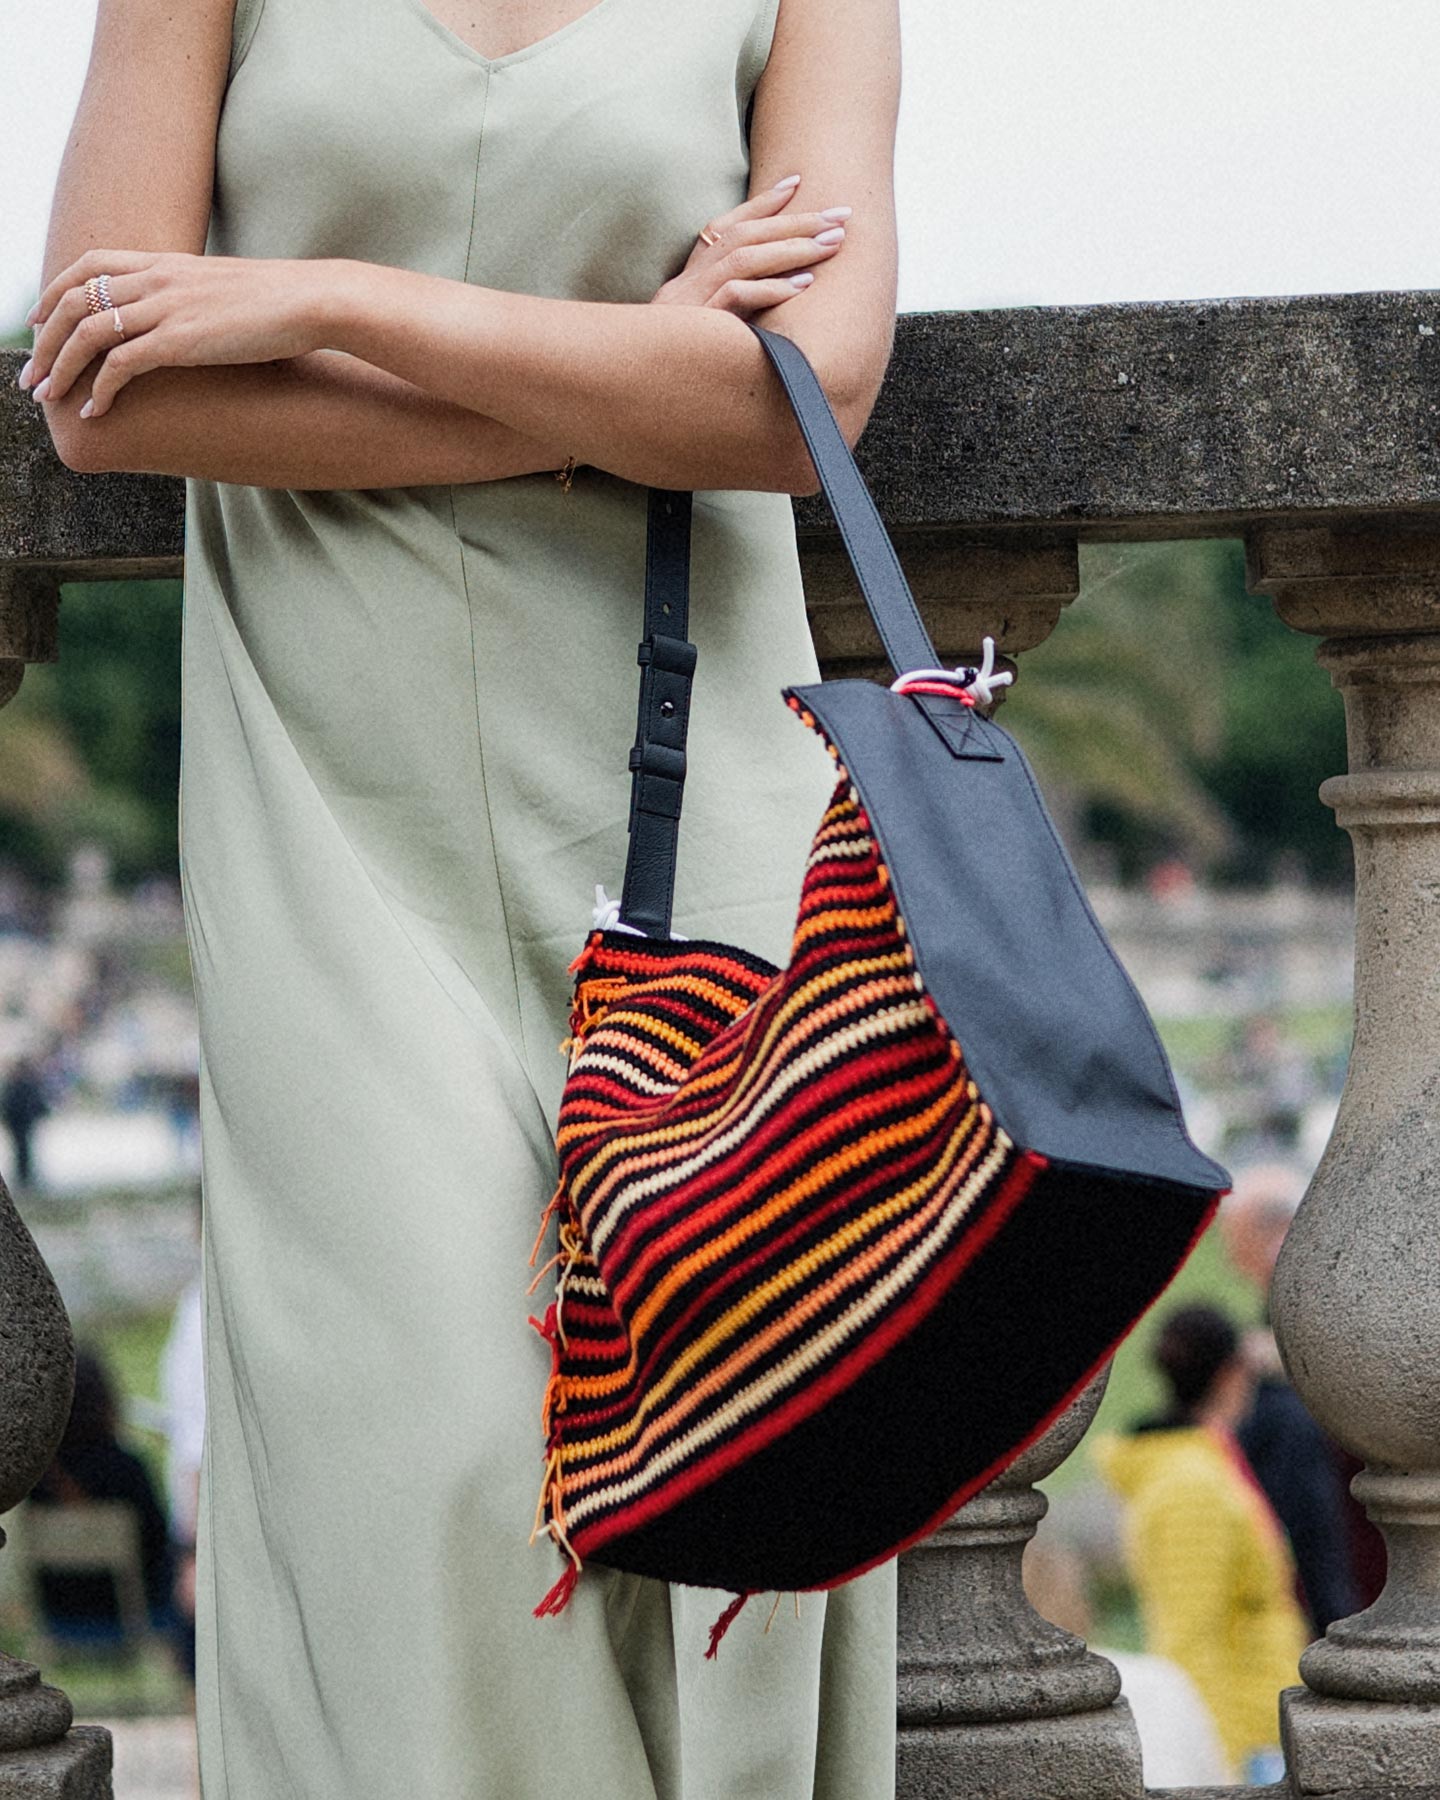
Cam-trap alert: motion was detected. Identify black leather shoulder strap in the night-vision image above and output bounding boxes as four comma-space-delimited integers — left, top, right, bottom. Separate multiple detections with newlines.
617, 324, 940, 939
619, 486, 695, 937
747, 325, 938, 680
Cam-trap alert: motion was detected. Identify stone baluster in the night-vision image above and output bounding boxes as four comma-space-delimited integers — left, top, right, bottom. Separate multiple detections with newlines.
1, 376, 120, 1794
0, 1175, 114, 1796
897, 1369, 1150, 1800
1248, 518, 1440, 1799
0, 568, 60, 709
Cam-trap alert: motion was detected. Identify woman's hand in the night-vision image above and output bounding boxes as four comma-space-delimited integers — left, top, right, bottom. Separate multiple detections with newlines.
18, 250, 334, 419
652, 174, 850, 317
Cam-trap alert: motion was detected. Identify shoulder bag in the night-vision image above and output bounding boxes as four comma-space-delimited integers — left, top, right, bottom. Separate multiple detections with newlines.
527, 323, 1229, 1639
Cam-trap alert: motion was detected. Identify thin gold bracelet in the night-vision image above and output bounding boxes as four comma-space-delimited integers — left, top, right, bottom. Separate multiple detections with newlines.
553, 454, 578, 494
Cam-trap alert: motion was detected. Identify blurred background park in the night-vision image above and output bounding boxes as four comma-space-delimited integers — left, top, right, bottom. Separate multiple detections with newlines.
10, 0, 1440, 1790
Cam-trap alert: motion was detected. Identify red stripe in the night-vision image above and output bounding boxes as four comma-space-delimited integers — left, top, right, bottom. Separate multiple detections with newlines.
571, 1151, 1045, 1556
561, 1109, 997, 1439
598, 1049, 958, 1294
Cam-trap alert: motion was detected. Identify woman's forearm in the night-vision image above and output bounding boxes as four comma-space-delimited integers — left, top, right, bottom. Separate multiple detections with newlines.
62, 347, 568, 488
322, 263, 822, 494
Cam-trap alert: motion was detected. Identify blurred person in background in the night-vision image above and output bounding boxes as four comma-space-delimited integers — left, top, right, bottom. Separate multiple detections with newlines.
1094, 1304, 1309, 1785
1220, 1163, 1380, 1624
28, 1344, 177, 1649
1, 1052, 51, 1193
1228, 1015, 1316, 1159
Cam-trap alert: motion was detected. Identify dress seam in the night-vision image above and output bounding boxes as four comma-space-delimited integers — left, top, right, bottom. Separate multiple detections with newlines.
449, 487, 533, 1074
227, 0, 268, 86
462, 71, 492, 287
450, 76, 533, 1073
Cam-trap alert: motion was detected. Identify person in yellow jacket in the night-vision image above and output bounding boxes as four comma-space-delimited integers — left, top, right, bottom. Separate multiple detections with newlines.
1094, 1303, 1311, 1782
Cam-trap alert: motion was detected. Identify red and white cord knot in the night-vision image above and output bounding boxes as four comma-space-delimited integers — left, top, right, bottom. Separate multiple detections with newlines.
888, 635, 1013, 708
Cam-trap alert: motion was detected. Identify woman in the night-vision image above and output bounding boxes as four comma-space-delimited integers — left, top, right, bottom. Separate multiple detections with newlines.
21, 0, 902, 1793
1094, 1304, 1310, 1785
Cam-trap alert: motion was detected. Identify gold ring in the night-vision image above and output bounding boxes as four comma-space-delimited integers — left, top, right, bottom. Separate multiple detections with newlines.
698, 227, 719, 247
83, 277, 105, 315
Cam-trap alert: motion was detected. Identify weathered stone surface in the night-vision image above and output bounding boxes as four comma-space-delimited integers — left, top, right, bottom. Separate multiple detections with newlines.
896, 1372, 1147, 1794
0, 569, 60, 666
807, 292, 1440, 541
0, 1658, 70, 1755
1244, 527, 1440, 1794
898, 1700, 1144, 1800
0, 1726, 113, 1799
0, 357, 182, 573
1282, 1689, 1440, 1795
800, 527, 1079, 675
0, 1177, 75, 1515
7, 288, 1440, 581
1147, 1790, 1288, 1799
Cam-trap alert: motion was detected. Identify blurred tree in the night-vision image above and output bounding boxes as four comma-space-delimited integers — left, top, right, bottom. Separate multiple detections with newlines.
1002, 539, 1349, 885
0, 580, 181, 887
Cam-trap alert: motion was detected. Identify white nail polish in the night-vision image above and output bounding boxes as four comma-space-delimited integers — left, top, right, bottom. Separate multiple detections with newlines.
819, 207, 852, 221
16, 357, 33, 389
790, 273, 815, 288
815, 226, 845, 245
79, 399, 94, 419
772, 174, 801, 190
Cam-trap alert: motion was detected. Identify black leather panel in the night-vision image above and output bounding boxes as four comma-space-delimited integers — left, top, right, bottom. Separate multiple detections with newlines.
789, 677, 1229, 1193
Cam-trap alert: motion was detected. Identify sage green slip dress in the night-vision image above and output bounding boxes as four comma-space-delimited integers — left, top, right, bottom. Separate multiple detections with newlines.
180, 0, 897, 1793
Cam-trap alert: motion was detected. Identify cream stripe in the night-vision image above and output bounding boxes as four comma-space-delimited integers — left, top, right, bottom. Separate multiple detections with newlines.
565, 1095, 988, 1453
565, 1134, 1015, 1527
584, 1000, 932, 1253
576, 967, 917, 1215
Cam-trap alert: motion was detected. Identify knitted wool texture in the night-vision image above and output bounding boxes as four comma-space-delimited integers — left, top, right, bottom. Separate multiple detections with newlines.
529, 703, 1048, 1606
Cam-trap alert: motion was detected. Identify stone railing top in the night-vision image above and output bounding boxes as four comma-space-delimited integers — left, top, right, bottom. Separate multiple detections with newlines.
821, 289, 1440, 541
4, 289, 1440, 581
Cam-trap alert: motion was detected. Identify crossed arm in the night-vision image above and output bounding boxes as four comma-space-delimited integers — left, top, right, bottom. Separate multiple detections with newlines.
28, 0, 900, 496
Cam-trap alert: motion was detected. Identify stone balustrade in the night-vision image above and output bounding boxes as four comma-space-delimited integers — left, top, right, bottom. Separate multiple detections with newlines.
4, 288, 1440, 1797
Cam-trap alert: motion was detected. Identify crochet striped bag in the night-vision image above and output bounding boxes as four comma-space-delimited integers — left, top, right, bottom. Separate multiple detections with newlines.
528, 324, 1229, 1632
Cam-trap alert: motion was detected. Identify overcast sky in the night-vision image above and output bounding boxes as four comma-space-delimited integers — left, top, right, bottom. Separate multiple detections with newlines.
4, 0, 1438, 335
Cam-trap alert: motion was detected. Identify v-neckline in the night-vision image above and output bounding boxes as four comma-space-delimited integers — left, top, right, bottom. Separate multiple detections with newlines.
401, 0, 621, 69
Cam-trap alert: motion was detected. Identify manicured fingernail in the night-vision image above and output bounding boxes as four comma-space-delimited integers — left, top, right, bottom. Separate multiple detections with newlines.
16, 358, 33, 389
815, 226, 845, 245
79, 399, 94, 419
24, 305, 38, 326
790, 273, 815, 288
32, 376, 51, 401
772, 174, 801, 190
819, 206, 853, 221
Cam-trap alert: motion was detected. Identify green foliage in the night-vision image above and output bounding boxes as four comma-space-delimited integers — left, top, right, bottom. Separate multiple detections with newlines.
1201, 571, 1352, 884
1003, 539, 1350, 885
0, 580, 182, 887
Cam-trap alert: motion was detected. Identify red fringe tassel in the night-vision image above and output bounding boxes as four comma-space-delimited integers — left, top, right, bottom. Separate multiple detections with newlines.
533, 1563, 580, 1619
704, 1591, 751, 1660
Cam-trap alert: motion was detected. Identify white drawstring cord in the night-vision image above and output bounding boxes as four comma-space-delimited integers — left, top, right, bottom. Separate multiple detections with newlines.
591, 885, 688, 940
888, 634, 1014, 708
592, 885, 646, 935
